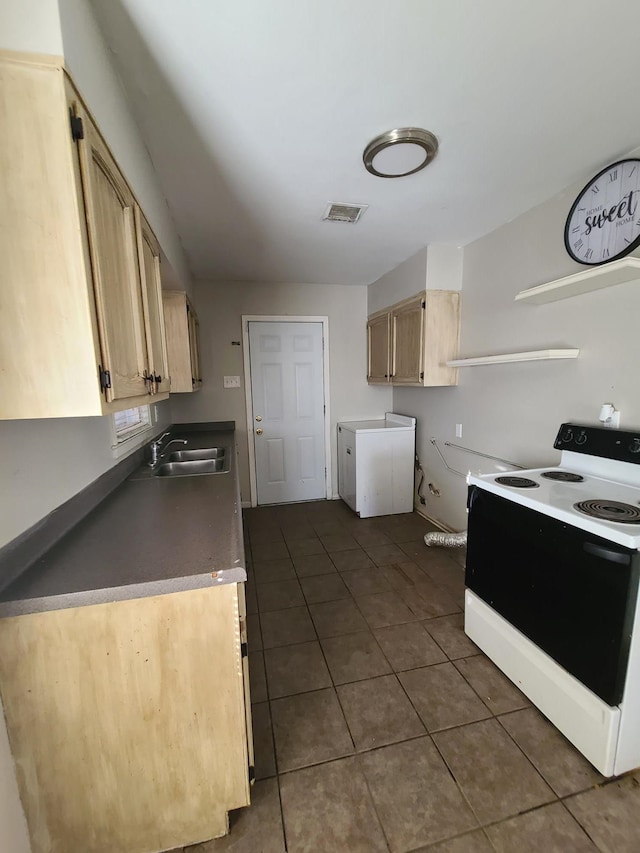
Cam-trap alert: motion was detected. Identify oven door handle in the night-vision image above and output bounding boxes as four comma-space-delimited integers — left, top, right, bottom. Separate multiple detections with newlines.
583, 541, 632, 565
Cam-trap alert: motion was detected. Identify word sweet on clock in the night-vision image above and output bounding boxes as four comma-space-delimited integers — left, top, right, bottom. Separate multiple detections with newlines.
584, 191, 637, 236
565, 159, 640, 265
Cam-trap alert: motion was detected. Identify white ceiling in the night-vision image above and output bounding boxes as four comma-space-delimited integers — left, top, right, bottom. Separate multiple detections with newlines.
91, 0, 640, 285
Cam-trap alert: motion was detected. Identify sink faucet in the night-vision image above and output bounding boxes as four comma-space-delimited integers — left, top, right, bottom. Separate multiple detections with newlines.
148, 433, 188, 466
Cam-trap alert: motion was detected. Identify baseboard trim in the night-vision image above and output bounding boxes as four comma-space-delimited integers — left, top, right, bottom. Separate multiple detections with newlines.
414, 505, 459, 533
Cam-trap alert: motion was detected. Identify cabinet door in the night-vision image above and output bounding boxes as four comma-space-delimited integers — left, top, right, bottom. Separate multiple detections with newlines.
423, 290, 460, 386
0, 585, 251, 851
236, 584, 255, 780
367, 312, 390, 383
188, 303, 202, 387
74, 101, 149, 403
136, 208, 169, 394
391, 295, 425, 384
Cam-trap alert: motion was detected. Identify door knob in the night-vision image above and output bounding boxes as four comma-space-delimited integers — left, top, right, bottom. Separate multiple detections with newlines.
255, 415, 262, 422
255, 428, 263, 435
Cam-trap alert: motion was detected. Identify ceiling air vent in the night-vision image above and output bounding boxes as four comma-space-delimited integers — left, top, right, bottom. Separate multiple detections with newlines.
322, 202, 368, 224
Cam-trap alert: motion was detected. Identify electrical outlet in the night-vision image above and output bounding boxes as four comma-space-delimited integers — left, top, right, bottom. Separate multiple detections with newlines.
455, 423, 463, 438
223, 376, 241, 389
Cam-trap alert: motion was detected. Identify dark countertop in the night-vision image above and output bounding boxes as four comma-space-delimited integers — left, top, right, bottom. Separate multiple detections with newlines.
0, 425, 246, 617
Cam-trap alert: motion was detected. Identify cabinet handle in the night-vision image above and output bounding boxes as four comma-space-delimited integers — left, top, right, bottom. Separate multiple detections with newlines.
346, 448, 351, 454
154, 374, 162, 385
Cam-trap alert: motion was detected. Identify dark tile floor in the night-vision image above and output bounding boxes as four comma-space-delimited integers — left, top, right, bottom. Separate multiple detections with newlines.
184, 500, 640, 853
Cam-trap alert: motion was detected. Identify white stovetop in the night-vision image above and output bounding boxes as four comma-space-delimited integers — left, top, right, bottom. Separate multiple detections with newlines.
468, 465, 640, 550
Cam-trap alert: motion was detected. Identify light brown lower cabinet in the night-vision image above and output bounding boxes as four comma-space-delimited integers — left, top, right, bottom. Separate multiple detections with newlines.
0, 584, 253, 853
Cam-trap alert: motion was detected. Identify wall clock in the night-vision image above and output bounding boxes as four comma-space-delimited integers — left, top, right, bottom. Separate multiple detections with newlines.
564, 159, 640, 265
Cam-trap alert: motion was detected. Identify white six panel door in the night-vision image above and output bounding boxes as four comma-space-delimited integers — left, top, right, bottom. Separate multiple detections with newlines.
249, 321, 326, 504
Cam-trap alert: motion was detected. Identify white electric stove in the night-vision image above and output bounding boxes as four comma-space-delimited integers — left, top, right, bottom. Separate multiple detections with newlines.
465, 423, 640, 777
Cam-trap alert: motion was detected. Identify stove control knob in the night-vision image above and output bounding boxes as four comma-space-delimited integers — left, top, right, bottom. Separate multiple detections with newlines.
561, 428, 574, 443
576, 431, 587, 445
629, 438, 640, 454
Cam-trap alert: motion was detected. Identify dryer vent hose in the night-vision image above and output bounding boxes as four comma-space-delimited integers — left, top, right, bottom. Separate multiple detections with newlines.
424, 531, 467, 548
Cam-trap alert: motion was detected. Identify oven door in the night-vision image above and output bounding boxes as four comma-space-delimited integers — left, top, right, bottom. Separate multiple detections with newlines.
466, 485, 639, 706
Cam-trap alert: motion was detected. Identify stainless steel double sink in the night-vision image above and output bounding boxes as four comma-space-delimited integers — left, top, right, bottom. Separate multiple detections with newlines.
154, 446, 230, 477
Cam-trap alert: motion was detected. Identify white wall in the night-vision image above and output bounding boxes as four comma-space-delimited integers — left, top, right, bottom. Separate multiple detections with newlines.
170, 281, 393, 500
0, 0, 63, 56
368, 248, 429, 314
0, 402, 171, 550
374, 180, 640, 532
368, 245, 463, 314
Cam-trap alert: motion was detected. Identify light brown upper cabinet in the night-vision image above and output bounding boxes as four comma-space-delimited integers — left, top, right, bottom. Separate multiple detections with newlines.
367, 290, 461, 387
366, 310, 391, 384
162, 291, 203, 392
0, 52, 169, 419
136, 209, 170, 394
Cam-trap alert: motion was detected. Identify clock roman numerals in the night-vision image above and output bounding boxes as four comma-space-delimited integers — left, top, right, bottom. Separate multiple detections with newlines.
565, 159, 640, 264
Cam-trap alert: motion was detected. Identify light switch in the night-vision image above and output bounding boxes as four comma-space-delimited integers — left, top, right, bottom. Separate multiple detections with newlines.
223, 376, 241, 389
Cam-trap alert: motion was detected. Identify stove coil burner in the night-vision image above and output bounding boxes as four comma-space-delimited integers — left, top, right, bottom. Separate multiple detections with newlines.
574, 500, 640, 524
495, 476, 540, 489
541, 471, 585, 483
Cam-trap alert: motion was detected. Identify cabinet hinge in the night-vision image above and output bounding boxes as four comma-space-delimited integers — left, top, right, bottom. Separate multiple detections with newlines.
240, 642, 248, 658
421, 300, 426, 309
420, 371, 424, 380
69, 110, 84, 141
98, 365, 111, 393
248, 765, 255, 783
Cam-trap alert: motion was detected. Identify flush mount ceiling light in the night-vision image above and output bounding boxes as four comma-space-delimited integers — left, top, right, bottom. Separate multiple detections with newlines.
363, 127, 439, 178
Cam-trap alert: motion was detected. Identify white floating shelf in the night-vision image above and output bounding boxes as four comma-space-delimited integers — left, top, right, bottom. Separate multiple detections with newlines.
515, 257, 640, 304
446, 349, 580, 367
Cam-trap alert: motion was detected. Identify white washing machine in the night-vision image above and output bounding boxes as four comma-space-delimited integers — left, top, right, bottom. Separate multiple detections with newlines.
337, 413, 416, 518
